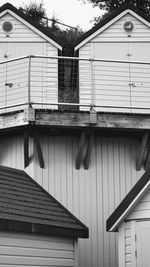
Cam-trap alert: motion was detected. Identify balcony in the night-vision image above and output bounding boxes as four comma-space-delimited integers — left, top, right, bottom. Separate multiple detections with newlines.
0, 55, 150, 114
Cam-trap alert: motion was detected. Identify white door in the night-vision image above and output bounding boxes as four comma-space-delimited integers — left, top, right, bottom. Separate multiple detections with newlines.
129, 43, 150, 112
136, 221, 150, 267
90, 42, 150, 113
93, 42, 131, 112
0, 42, 46, 110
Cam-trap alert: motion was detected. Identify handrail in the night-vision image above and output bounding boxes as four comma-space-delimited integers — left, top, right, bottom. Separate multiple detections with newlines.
0, 54, 150, 66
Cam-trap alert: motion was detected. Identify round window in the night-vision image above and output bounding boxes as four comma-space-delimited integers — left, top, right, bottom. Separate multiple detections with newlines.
2, 21, 14, 33
123, 21, 135, 33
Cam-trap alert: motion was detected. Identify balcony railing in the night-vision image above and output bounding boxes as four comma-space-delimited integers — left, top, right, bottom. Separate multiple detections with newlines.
0, 55, 150, 114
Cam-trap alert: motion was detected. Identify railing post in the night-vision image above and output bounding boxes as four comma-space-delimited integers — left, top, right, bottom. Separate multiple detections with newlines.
28, 55, 32, 108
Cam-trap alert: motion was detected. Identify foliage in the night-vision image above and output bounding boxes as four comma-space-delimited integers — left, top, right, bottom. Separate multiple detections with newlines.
80, 0, 150, 17
19, 1, 46, 26
19, 1, 84, 56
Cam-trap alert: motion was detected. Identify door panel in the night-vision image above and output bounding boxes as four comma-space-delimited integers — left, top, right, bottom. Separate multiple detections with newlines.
129, 43, 150, 112
136, 221, 150, 267
0, 43, 46, 110
92, 42, 131, 111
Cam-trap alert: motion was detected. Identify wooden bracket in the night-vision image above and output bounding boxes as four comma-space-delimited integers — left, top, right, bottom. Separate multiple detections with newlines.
75, 130, 94, 170
144, 140, 150, 171
34, 133, 45, 169
75, 131, 86, 169
84, 133, 94, 170
136, 132, 149, 171
24, 131, 29, 168
23, 129, 44, 169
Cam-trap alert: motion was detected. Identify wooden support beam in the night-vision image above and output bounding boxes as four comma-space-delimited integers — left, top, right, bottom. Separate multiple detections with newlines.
34, 133, 45, 169
144, 141, 150, 171
136, 132, 149, 171
84, 133, 94, 170
75, 131, 86, 170
24, 131, 29, 168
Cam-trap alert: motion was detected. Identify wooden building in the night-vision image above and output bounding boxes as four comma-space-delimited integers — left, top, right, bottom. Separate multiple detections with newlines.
0, 3, 62, 111
0, 2, 150, 267
107, 168, 150, 267
75, 4, 150, 113
0, 165, 88, 266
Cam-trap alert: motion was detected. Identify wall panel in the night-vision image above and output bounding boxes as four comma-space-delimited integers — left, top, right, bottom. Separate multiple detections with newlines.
0, 134, 144, 267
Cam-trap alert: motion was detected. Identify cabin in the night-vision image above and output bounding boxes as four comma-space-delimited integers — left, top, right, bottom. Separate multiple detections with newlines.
74, 4, 150, 113
0, 3, 62, 112
0, 165, 88, 266
107, 168, 150, 267
0, 2, 150, 267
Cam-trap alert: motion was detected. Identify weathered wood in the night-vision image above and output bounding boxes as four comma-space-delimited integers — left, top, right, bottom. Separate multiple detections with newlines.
2, 110, 150, 131
84, 133, 94, 170
24, 131, 29, 168
136, 132, 149, 171
75, 131, 86, 169
34, 133, 44, 169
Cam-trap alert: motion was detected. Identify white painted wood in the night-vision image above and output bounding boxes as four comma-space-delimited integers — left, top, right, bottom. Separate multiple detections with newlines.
136, 221, 150, 267
78, 12, 150, 113
118, 223, 125, 267
118, 221, 136, 267
0, 12, 60, 112
75, 10, 150, 50
0, 231, 74, 267
0, 134, 144, 267
0, 11, 62, 49
127, 187, 150, 220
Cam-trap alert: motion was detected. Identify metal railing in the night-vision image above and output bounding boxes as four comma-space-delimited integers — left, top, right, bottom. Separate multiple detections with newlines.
0, 55, 150, 114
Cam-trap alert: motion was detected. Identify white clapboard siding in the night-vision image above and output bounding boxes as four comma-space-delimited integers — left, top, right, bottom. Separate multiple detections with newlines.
78, 12, 150, 113
118, 221, 136, 267
0, 134, 144, 267
127, 188, 150, 220
0, 12, 59, 112
0, 231, 75, 267
92, 14, 150, 42
0, 13, 44, 42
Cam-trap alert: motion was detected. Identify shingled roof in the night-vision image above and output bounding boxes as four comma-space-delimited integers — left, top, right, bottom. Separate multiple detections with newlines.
75, 3, 150, 50
0, 2, 62, 50
0, 165, 88, 238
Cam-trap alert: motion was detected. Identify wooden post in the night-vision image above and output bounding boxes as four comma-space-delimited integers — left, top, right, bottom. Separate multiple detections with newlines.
75, 131, 86, 169
34, 133, 45, 169
24, 131, 29, 168
84, 132, 94, 170
136, 132, 149, 171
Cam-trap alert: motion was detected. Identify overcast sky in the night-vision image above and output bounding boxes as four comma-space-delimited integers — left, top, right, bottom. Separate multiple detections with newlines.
0, 0, 105, 30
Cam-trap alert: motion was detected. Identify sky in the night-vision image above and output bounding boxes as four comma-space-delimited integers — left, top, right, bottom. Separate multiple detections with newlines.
0, 0, 105, 30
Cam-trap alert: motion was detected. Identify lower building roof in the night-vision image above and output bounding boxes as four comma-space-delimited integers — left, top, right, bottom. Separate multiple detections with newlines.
107, 168, 150, 232
0, 165, 88, 238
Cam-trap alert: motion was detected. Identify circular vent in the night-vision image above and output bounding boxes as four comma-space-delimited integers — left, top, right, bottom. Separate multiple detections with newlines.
123, 21, 135, 33
2, 21, 14, 33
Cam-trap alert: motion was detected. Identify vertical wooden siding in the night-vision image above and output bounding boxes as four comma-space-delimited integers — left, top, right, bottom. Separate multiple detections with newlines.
0, 134, 144, 267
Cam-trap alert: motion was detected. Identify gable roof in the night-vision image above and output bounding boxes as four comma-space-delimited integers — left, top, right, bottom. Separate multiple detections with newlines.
107, 168, 150, 232
0, 3, 62, 50
75, 4, 150, 51
0, 165, 88, 238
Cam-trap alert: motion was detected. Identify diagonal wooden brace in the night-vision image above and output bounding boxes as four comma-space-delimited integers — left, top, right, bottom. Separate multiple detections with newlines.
136, 132, 149, 171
